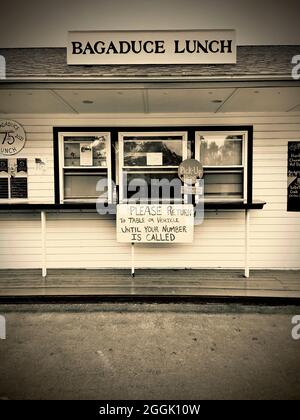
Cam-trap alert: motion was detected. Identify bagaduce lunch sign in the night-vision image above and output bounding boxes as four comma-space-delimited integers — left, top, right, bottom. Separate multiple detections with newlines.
67, 30, 236, 65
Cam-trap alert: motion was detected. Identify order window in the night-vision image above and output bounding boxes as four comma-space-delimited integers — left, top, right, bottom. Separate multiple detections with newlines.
118, 132, 188, 203
58, 132, 111, 203
195, 131, 248, 201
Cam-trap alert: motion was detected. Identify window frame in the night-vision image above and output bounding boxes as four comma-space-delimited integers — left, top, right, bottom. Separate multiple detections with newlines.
118, 131, 188, 203
53, 125, 253, 207
195, 129, 249, 202
58, 131, 112, 204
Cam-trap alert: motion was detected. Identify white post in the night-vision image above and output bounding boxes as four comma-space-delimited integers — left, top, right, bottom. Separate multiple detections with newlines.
244, 209, 250, 278
131, 242, 135, 277
41, 210, 47, 278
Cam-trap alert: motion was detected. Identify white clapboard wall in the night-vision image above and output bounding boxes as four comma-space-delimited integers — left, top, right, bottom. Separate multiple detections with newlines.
0, 112, 300, 270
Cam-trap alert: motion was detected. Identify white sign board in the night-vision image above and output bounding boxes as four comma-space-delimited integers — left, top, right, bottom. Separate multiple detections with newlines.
0, 120, 26, 156
147, 152, 163, 166
117, 204, 194, 243
68, 30, 236, 65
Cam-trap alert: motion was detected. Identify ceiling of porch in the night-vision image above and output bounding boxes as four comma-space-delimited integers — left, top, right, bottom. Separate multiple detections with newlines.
0, 85, 300, 114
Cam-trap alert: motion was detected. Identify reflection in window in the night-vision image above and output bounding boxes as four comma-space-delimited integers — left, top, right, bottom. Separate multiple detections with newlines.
64, 136, 107, 167
124, 137, 183, 166
124, 172, 182, 202
204, 172, 243, 198
60, 133, 111, 203
200, 135, 243, 166
64, 173, 108, 200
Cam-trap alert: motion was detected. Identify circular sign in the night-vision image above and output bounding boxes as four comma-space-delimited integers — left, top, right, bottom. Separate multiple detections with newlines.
0, 120, 26, 156
178, 159, 203, 185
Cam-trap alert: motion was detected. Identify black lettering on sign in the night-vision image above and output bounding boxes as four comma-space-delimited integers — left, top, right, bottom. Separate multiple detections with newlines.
288, 141, 300, 211
72, 42, 83, 54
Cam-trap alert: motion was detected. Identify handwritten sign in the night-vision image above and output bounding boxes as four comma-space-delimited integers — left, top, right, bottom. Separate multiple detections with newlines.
117, 204, 194, 243
288, 142, 300, 212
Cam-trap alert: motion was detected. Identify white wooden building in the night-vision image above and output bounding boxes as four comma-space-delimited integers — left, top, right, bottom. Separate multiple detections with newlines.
0, 44, 300, 276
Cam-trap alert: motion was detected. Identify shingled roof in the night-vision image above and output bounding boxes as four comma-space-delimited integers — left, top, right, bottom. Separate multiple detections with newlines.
0, 45, 299, 81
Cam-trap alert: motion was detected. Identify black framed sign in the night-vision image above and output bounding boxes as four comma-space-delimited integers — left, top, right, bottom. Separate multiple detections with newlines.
0, 159, 8, 173
287, 141, 300, 212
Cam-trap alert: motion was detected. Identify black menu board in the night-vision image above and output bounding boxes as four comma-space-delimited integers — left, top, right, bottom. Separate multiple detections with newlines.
288, 141, 300, 212
0, 178, 9, 199
10, 177, 28, 199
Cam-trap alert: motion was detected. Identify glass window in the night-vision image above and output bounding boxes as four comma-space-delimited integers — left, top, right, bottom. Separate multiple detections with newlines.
119, 132, 188, 203
64, 173, 108, 200
203, 172, 243, 198
196, 131, 247, 201
123, 136, 183, 166
59, 133, 111, 203
200, 135, 243, 166
64, 136, 107, 167
124, 171, 182, 202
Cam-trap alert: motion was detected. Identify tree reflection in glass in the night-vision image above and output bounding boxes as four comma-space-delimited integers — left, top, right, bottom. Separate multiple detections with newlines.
200, 135, 243, 166
124, 137, 182, 166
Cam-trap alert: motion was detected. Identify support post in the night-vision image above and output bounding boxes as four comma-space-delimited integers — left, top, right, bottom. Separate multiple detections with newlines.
244, 209, 250, 278
41, 210, 47, 278
131, 242, 135, 278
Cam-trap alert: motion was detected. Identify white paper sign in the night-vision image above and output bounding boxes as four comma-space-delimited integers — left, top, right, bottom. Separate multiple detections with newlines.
146, 152, 163, 166
117, 204, 194, 243
80, 142, 93, 166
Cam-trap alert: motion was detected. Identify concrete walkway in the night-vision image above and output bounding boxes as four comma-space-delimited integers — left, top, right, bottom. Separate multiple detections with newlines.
0, 269, 299, 299
0, 303, 299, 399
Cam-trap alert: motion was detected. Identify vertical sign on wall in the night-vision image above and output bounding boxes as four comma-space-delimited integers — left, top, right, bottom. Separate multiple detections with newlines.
287, 141, 300, 212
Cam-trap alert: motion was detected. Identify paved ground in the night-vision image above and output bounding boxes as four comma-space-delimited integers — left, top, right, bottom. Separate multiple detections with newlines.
0, 303, 299, 400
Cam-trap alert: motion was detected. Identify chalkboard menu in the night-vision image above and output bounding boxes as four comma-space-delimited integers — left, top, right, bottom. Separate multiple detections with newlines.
288, 141, 300, 212
10, 177, 28, 199
0, 178, 9, 199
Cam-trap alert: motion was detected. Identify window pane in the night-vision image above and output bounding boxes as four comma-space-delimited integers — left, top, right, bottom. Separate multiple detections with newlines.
124, 172, 182, 202
200, 135, 243, 166
204, 172, 243, 198
123, 136, 183, 166
64, 174, 108, 200
64, 136, 107, 167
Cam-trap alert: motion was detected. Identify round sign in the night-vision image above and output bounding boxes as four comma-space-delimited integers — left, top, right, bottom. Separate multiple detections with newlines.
178, 159, 203, 185
0, 120, 26, 156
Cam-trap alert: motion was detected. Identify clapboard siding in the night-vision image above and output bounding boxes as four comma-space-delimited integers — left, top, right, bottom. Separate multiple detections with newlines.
0, 112, 300, 270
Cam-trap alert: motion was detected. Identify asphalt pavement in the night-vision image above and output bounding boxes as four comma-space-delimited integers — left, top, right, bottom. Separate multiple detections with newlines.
0, 303, 299, 400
